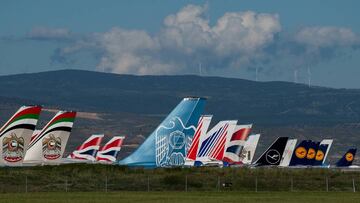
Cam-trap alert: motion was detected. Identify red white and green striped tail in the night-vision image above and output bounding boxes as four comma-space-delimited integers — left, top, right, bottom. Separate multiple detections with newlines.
24, 111, 76, 163
0, 106, 42, 166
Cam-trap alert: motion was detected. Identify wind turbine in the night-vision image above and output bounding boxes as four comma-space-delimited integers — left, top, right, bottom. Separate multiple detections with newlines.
307, 65, 311, 87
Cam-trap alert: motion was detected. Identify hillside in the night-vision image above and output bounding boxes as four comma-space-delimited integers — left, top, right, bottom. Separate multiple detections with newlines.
1, 69, 360, 126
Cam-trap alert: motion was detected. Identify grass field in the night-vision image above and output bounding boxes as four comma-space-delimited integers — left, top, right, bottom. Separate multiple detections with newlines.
1, 191, 360, 203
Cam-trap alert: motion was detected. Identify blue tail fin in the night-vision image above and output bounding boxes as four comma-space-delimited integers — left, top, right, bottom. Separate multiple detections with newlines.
313, 141, 331, 166
118, 97, 206, 168
289, 140, 311, 166
305, 141, 320, 165
336, 148, 357, 167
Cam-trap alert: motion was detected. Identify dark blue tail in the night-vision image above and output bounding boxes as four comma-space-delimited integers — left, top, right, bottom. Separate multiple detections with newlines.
313, 143, 330, 166
253, 137, 288, 166
289, 140, 311, 166
336, 148, 357, 167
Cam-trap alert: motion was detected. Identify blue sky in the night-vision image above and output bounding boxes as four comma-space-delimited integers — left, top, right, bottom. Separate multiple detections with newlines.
1, 0, 360, 88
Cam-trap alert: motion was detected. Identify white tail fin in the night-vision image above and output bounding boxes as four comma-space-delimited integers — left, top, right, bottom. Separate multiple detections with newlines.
223, 124, 252, 164
24, 111, 76, 164
0, 106, 42, 166
96, 136, 125, 163
186, 115, 212, 161
239, 133, 260, 165
279, 139, 297, 167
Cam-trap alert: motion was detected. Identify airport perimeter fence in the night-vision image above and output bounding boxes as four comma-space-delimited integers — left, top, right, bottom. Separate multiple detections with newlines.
0, 167, 360, 193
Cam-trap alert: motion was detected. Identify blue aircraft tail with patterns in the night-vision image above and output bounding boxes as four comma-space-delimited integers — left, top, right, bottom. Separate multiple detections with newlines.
118, 97, 206, 168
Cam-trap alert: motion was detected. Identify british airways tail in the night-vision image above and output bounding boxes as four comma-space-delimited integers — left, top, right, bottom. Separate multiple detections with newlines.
223, 124, 252, 164
119, 97, 206, 168
186, 115, 212, 161
24, 111, 76, 164
68, 134, 104, 161
96, 136, 125, 163
253, 137, 288, 166
0, 106, 42, 166
336, 148, 357, 167
239, 134, 260, 165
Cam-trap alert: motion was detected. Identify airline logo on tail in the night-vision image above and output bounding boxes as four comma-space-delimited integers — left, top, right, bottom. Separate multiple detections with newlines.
25, 111, 76, 162
223, 124, 252, 164
239, 134, 261, 165
254, 137, 288, 166
336, 148, 357, 167
0, 106, 42, 165
197, 120, 238, 161
119, 97, 206, 167
186, 115, 212, 161
96, 136, 125, 163
69, 134, 104, 161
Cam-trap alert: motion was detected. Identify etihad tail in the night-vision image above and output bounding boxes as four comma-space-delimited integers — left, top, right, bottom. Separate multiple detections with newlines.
279, 139, 297, 167
96, 136, 125, 163
196, 120, 238, 163
313, 139, 333, 166
68, 134, 104, 161
24, 111, 76, 164
0, 106, 42, 166
336, 148, 357, 167
186, 115, 212, 161
254, 137, 288, 166
119, 97, 206, 167
223, 124, 252, 164
239, 133, 260, 165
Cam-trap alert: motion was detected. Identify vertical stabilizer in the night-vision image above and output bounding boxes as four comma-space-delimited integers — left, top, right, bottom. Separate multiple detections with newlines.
68, 134, 104, 161
279, 139, 297, 167
96, 136, 125, 163
119, 97, 206, 167
254, 137, 288, 166
196, 120, 238, 162
0, 106, 42, 166
223, 124, 252, 164
289, 140, 311, 166
336, 148, 357, 167
239, 134, 261, 165
305, 141, 320, 165
24, 111, 76, 164
313, 139, 333, 166
186, 115, 212, 161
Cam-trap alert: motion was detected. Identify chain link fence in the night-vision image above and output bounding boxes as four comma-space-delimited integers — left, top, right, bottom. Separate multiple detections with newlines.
0, 166, 359, 193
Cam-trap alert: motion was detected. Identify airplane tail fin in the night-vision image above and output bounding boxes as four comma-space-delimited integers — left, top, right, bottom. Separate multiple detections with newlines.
24, 111, 76, 163
289, 140, 311, 166
119, 97, 206, 167
68, 134, 104, 161
222, 124, 252, 164
186, 115, 212, 161
305, 141, 320, 165
96, 136, 125, 163
336, 148, 357, 167
313, 139, 333, 166
279, 139, 297, 167
0, 105, 42, 166
196, 120, 238, 162
239, 134, 260, 165
253, 137, 288, 166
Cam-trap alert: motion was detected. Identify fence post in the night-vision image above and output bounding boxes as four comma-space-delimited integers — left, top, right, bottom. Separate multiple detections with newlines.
290, 177, 293, 192
255, 177, 258, 192
217, 176, 220, 192
25, 176, 28, 193
185, 175, 188, 192
105, 176, 108, 193
353, 178, 356, 193
65, 178, 68, 192
147, 176, 150, 192
325, 177, 329, 192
